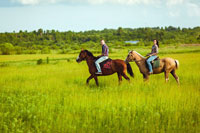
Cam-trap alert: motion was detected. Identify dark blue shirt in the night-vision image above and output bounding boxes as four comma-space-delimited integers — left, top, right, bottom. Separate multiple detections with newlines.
102, 44, 109, 56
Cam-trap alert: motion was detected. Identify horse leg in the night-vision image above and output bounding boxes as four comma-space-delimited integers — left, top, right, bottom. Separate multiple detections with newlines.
164, 71, 169, 83
86, 75, 94, 85
122, 73, 130, 81
117, 72, 122, 85
94, 76, 99, 86
170, 70, 180, 85
143, 74, 149, 82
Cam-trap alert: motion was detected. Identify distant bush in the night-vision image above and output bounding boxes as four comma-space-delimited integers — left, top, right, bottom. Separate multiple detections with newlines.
71, 44, 80, 50
124, 43, 134, 47
144, 41, 151, 46
0, 63, 10, 67
46, 57, 49, 64
0, 43, 14, 55
51, 44, 59, 50
41, 47, 51, 54
115, 41, 124, 47
15, 46, 23, 55
37, 59, 43, 65
59, 48, 71, 54
25, 50, 37, 54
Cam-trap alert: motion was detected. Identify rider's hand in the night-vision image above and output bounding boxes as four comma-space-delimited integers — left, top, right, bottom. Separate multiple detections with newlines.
97, 55, 102, 58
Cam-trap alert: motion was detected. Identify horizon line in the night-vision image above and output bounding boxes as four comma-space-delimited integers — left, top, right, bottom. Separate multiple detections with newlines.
1, 25, 200, 33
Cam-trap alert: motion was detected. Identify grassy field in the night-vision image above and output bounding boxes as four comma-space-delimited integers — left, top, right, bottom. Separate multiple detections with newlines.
0, 46, 200, 132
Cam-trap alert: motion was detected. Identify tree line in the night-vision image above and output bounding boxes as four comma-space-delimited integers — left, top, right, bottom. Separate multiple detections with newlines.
0, 26, 200, 55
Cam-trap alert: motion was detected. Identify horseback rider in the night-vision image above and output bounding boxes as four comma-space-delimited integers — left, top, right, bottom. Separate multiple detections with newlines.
95, 40, 109, 74
146, 39, 159, 74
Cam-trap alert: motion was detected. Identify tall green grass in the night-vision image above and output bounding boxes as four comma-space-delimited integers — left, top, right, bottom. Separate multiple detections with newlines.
0, 50, 200, 132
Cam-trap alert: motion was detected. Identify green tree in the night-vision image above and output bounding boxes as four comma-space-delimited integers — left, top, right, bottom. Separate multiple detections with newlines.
0, 43, 14, 55
38, 28, 43, 37
117, 27, 124, 36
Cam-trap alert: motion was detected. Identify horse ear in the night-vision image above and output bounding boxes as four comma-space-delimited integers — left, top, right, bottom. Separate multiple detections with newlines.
81, 48, 84, 51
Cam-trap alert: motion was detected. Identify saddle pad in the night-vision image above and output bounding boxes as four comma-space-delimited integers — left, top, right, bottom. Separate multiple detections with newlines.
152, 59, 160, 68
100, 58, 112, 69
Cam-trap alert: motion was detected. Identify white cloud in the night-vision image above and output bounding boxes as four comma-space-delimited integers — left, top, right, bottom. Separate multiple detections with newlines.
10, 0, 200, 18
89, 0, 160, 5
169, 10, 180, 17
13, 0, 63, 5
166, 0, 200, 17
12, 0, 161, 5
166, 0, 184, 6
16, 0, 39, 5
186, 3, 200, 17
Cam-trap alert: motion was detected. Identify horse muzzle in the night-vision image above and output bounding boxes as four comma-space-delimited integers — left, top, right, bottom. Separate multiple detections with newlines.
125, 58, 129, 64
76, 59, 81, 63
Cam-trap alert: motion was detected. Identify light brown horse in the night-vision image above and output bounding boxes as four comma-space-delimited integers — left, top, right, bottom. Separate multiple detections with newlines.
125, 50, 180, 84
76, 50, 134, 86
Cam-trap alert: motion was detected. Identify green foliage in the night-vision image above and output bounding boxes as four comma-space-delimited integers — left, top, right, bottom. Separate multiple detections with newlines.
0, 26, 199, 55
51, 44, 59, 50
59, 48, 71, 54
0, 43, 14, 55
37, 59, 43, 65
25, 50, 37, 54
14, 46, 23, 54
46, 57, 49, 64
71, 44, 80, 50
41, 47, 51, 54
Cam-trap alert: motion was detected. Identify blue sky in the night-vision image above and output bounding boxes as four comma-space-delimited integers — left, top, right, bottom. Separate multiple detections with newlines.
0, 0, 200, 32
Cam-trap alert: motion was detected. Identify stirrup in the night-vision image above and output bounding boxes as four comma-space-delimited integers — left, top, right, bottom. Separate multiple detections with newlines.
148, 72, 153, 75
95, 72, 102, 75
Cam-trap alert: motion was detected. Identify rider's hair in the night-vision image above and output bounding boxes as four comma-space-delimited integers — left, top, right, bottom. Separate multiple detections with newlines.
154, 39, 159, 48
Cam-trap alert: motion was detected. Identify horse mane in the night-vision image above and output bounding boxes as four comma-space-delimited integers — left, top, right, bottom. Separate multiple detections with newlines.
133, 51, 145, 58
84, 50, 94, 57
84, 50, 98, 59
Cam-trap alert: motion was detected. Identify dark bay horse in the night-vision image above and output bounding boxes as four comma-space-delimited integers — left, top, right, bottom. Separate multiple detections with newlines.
76, 50, 134, 86
125, 50, 180, 84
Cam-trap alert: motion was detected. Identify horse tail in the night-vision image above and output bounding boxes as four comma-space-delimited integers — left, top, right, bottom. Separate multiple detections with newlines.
175, 60, 179, 69
126, 63, 134, 78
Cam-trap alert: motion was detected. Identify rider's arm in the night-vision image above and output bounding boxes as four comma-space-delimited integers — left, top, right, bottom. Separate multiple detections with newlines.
149, 45, 158, 56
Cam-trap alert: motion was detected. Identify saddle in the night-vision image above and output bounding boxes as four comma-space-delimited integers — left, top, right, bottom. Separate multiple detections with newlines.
100, 58, 112, 69
146, 57, 160, 69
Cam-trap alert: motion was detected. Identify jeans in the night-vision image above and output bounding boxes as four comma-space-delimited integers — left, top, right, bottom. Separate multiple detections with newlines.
146, 55, 157, 73
95, 56, 108, 72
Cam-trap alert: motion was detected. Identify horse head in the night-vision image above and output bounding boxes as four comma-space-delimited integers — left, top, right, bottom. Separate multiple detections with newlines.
125, 50, 136, 62
76, 50, 87, 63
76, 49, 94, 63
125, 50, 145, 63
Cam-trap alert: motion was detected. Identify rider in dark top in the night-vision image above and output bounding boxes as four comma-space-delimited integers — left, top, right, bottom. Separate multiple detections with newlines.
146, 39, 159, 74
95, 40, 109, 74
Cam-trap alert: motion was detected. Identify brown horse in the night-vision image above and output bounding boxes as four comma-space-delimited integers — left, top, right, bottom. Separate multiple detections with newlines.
125, 50, 180, 84
76, 50, 134, 86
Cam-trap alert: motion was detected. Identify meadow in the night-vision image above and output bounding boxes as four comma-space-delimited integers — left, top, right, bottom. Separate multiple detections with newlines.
0, 46, 200, 132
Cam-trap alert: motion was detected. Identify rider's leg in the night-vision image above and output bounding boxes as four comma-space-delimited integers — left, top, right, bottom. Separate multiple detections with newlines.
146, 55, 157, 73
95, 56, 108, 73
